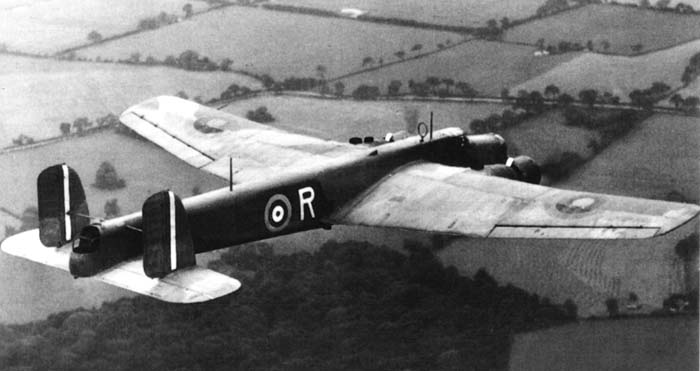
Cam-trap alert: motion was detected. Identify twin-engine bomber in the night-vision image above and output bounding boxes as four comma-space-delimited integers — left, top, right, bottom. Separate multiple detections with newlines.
2, 96, 698, 302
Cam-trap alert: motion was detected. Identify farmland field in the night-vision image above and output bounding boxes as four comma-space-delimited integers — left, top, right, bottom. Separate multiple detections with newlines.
559, 113, 700, 203
337, 40, 577, 96
270, 0, 544, 28
0, 130, 225, 323
221, 94, 507, 140
512, 39, 700, 102
499, 109, 599, 177
76, 6, 460, 80
510, 317, 698, 371
505, 4, 700, 55
0, 55, 260, 143
0, 0, 209, 54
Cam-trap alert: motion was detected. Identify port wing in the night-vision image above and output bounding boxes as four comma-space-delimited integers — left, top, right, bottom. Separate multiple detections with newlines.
1, 230, 240, 303
329, 162, 700, 239
119, 95, 363, 183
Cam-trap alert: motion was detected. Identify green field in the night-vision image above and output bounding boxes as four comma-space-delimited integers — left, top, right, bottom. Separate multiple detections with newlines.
337, 40, 577, 96
221, 94, 507, 140
505, 4, 700, 55
75, 6, 460, 80
513, 39, 700, 102
271, 0, 545, 28
510, 317, 698, 371
0, 0, 209, 54
559, 113, 700, 203
0, 130, 225, 324
0, 55, 260, 143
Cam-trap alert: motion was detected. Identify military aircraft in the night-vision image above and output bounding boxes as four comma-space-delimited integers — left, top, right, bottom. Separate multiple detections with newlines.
2, 96, 698, 303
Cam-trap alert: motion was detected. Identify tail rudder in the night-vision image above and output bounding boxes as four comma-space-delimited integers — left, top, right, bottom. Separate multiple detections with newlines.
142, 190, 196, 278
37, 164, 90, 247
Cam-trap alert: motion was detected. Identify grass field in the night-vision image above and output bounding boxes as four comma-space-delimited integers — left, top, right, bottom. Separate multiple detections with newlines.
270, 0, 544, 28
221, 95, 507, 140
0, 0, 209, 54
510, 317, 698, 371
0, 130, 226, 324
0, 55, 260, 143
505, 4, 700, 55
499, 109, 600, 181
559, 113, 700, 203
337, 40, 578, 96
75, 6, 460, 80
512, 39, 700, 102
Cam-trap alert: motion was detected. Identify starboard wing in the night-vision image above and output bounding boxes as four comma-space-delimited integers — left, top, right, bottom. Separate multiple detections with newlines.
119, 95, 363, 183
329, 162, 700, 239
1, 229, 241, 303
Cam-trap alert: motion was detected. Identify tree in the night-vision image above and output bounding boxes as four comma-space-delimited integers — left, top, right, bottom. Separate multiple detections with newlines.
425, 76, 441, 95
682, 95, 700, 113
630, 43, 643, 53
563, 299, 578, 319
361, 56, 373, 67
528, 91, 545, 113
260, 74, 274, 89
600, 40, 611, 51
104, 199, 121, 218
394, 50, 405, 59
578, 89, 598, 107
639, 0, 651, 7
500, 88, 510, 100
455, 82, 476, 97
333, 81, 345, 97
352, 85, 380, 100
387, 80, 402, 96
410, 44, 422, 52
656, 0, 671, 8
73, 117, 91, 134
557, 93, 574, 107
128, 52, 141, 64
96, 113, 119, 127
670, 94, 684, 108
500, 17, 510, 29
183, 3, 194, 18
586, 40, 594, 51
94, 161, 126, 190
605, 298, 619, 318
220, 58, 233, 71
246, 106, 275, 123
87, 30, 103, 43
60, 122, 71, 136
176, 90, 188, 99
544, 84, 560, 100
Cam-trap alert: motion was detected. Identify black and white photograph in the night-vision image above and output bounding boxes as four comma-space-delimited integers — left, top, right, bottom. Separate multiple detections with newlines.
0, 0, 697, 370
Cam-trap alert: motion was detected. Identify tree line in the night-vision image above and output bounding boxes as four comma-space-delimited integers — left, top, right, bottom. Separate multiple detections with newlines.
0, 240, 576, 371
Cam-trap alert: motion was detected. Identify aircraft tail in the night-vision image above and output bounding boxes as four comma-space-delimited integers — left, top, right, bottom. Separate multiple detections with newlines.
37, 164, 90, 247
142, 190, 196, 278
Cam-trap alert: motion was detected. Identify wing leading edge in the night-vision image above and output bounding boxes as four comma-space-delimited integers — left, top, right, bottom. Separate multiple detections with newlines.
329, 162, 699, 239
1, 230, 241, 303
119, 95, 363, 183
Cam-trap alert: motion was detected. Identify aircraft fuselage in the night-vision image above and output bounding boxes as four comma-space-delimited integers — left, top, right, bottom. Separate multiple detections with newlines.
69, 129, 507, 276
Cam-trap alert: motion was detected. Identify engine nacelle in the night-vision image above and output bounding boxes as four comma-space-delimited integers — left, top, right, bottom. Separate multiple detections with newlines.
431, 133, 508, 169
484, 155, 541, 184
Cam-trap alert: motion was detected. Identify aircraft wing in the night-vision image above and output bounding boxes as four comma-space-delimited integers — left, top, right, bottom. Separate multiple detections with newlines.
329, 162, 700, 239
119, 95, 363, 183
1, 230, 241, 303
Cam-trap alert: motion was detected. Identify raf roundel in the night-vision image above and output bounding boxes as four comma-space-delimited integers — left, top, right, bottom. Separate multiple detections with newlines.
264, 194, 292, 232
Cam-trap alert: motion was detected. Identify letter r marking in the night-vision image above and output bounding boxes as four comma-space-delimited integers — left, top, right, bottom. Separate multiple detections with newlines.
298, 186, 315, 220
